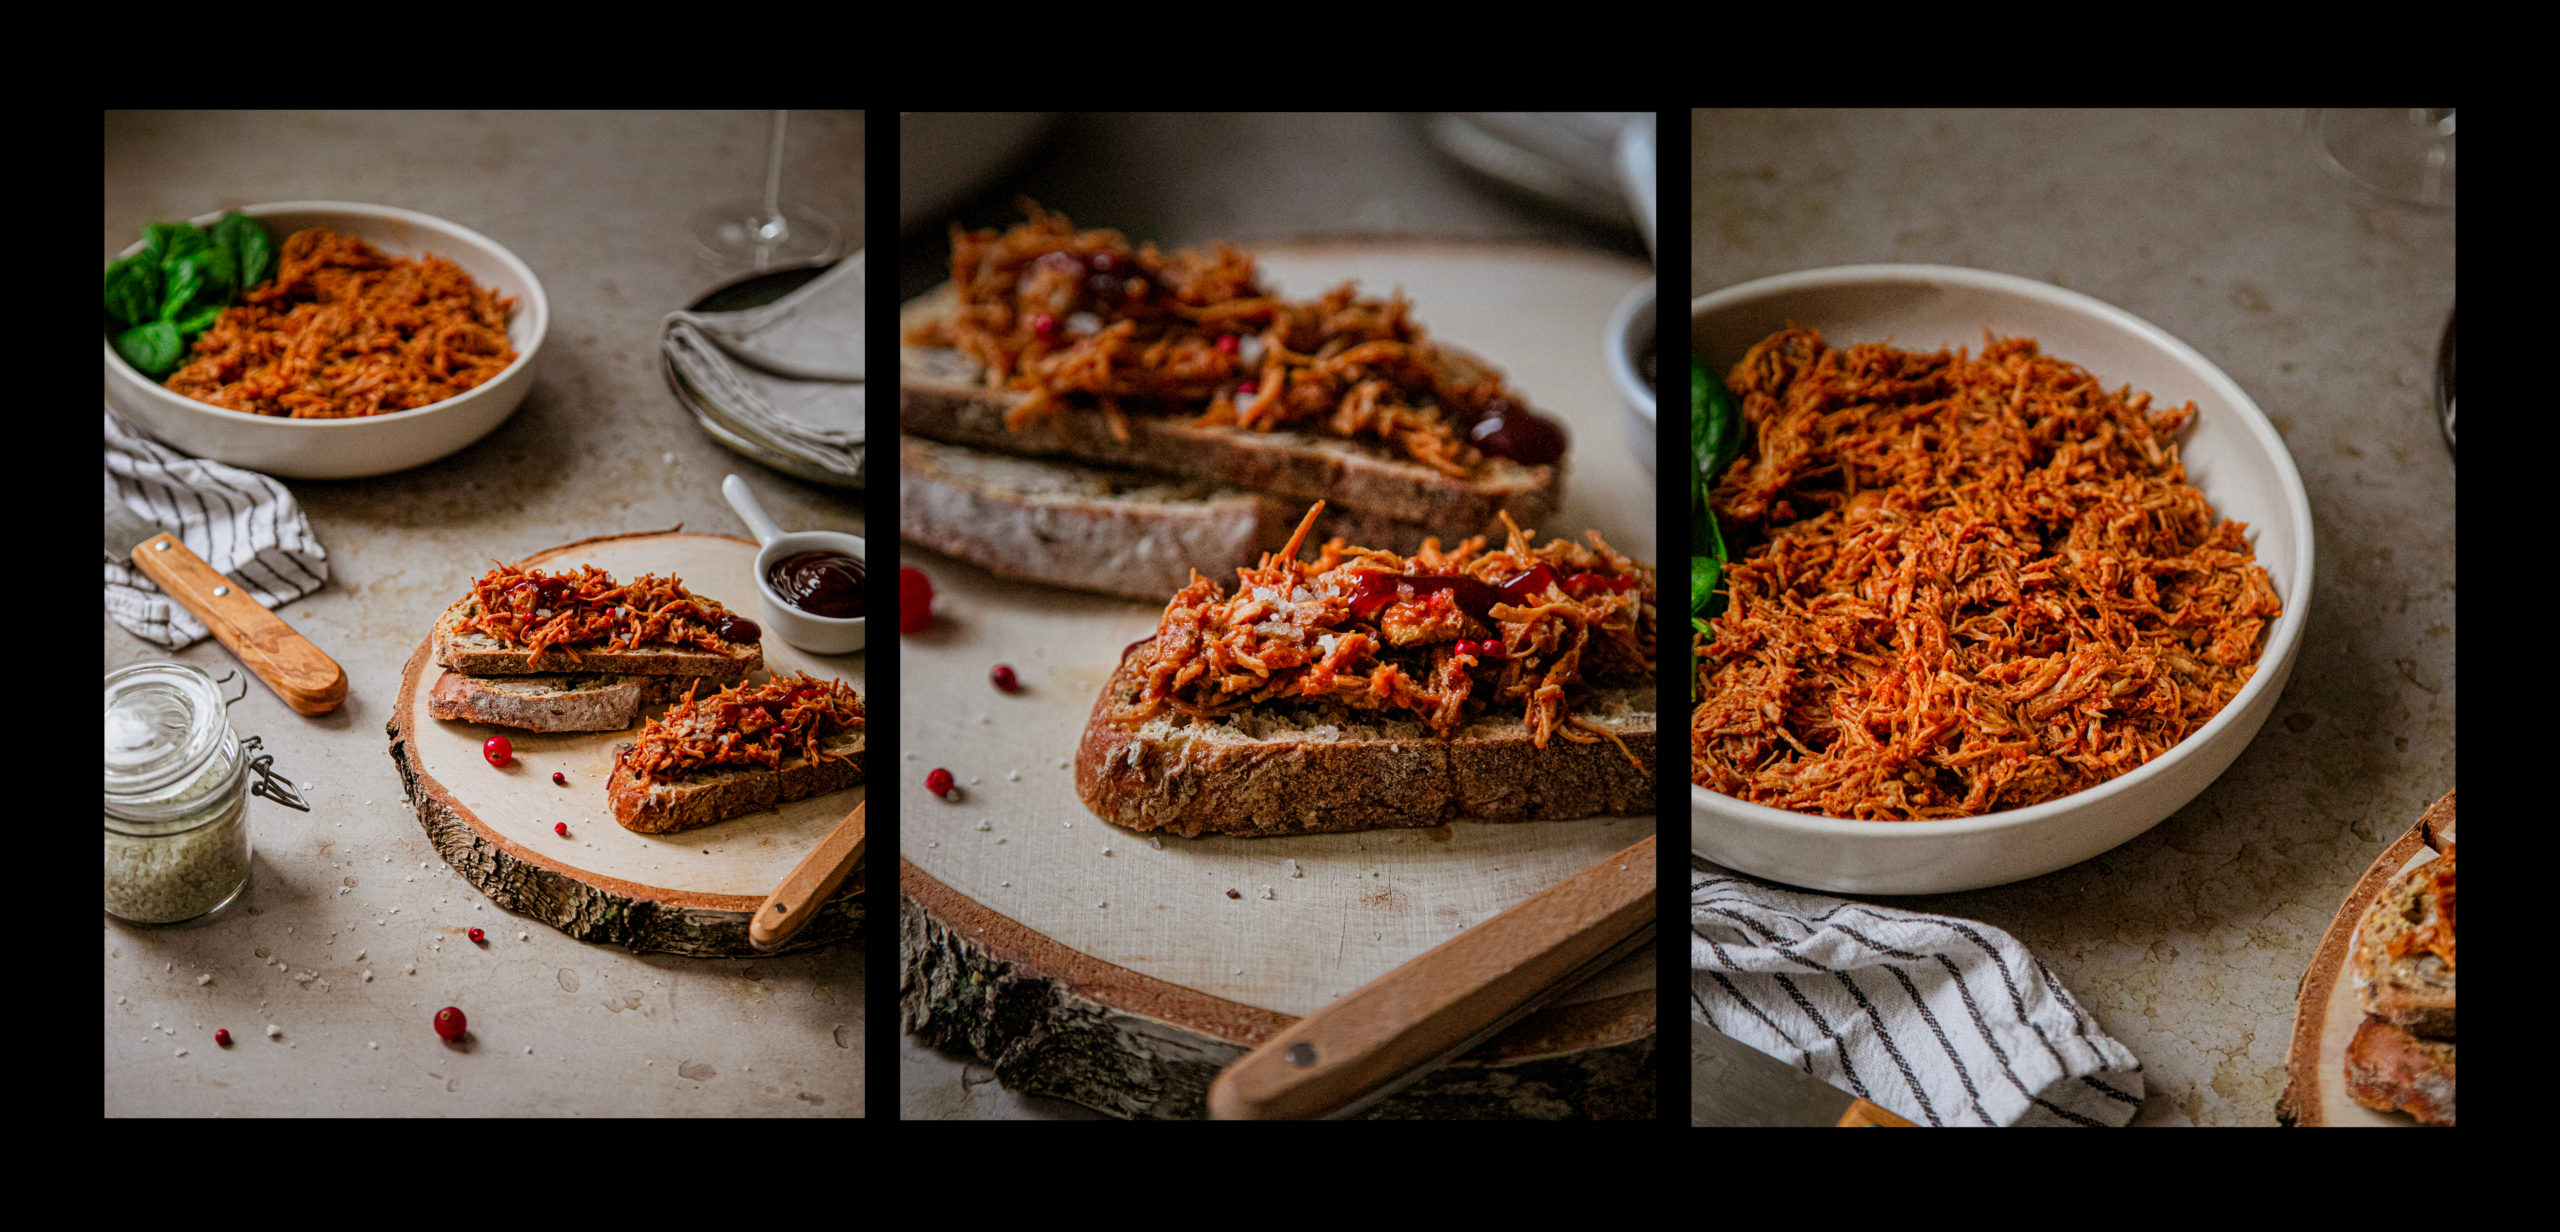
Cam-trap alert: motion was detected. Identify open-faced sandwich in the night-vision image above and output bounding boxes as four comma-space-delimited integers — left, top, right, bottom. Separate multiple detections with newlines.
900, 206, 1569, 598
429, 563, 763, 732
2345, 831, 2456, 1125
1074, 502, 1654, 836
606, 671, 865, 834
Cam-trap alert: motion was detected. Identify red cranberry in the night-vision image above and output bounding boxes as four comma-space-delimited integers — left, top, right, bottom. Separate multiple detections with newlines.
899, 567, 934, 634
990, 664, 1019, 693
482, 736, 513, 767
926, 768, 955, 798
1237, 381, 1259, 396
1030, 313, 1059, 340
554, 822, 568, 837
433, 1006, 467, 1042
551, 771, 567, 786
1215, 334, 1240, 355
214, 1029, 232, 1047
1470, 405, 1568, 465
1089, 252, 1119, 274
469, 927, 485, 943
1478, 639, 1508, 661
1453, 639, 1478, 659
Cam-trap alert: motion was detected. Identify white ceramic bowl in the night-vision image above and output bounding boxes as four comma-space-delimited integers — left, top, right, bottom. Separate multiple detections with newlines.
102, 202, 548, 479
1605, 277, 1656, 477
1689, 265, 2315, 893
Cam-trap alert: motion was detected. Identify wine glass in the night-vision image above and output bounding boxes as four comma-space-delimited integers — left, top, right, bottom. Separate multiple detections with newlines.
2308, 108, 2455, 208
690, 110, 841, 272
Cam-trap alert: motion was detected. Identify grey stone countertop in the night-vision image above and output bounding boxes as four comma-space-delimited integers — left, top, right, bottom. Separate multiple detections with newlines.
104, 109, 866, 1116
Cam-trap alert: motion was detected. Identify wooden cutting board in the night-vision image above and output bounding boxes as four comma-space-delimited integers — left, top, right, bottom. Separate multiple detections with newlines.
2279, 789, 2456, 1125
387, 530, 866, 957
899, 240, 1659, 1118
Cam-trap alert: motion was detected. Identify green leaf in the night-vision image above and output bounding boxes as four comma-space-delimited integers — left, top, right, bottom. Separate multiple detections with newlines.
211, 212, 272, 291
104, 255, 161, 328
115, 321, 186, 377
173, 302, 225, 336
158, 253, 207, 322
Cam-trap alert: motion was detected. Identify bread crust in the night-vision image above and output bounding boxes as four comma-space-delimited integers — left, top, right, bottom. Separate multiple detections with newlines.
1073, 640, 1652, 837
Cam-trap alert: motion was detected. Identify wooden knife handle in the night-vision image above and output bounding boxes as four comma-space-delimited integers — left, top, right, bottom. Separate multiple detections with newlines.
126, 534, 347, 715
1839, 1099, 1916, 1127
1208, 834, 1655, 1120
751, 802, 864, 951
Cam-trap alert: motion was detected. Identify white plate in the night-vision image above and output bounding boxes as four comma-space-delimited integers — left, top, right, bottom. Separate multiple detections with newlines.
1689, 265, 2315, 893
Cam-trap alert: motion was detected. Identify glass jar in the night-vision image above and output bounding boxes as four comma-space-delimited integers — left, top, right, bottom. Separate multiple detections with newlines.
104, 662, 251, 925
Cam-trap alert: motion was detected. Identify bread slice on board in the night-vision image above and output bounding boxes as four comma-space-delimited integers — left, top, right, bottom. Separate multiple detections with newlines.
898, 284, 1562, 537
1074, 639, 1652, 837
899, 434, 1489, 599
431, 597, 761, 680
427, 670, 713, 733
2353, 842, 2456, 1039
2344, 1017, 2456, 1126
606, 729, 865, 835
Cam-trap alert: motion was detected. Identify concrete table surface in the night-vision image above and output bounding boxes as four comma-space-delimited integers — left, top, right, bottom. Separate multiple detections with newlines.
104, 110, 867, 1116
1690, 107, 2455, 1126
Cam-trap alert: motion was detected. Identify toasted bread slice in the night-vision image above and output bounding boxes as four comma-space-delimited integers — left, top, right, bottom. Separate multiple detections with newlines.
607, 728, 865, 834
898, 284, 1561, 537
2344, 1017, 2456, 1125
2353, 843, 2457, 1039
431, 596, 761, 680
1074, 638, 1653, 837
898, 434, 1498, 599
427, 670, 715, 733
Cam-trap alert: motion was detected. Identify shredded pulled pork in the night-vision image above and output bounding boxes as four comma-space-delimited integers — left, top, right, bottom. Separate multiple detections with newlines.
908, 205, 1529, 478
1122, 502, 1655, 768
623, 672, 863, 783
460, 564, 739, 665
1691, 329, 2280, 821
2385, 846, 2456, 970
165, 229, 516, 419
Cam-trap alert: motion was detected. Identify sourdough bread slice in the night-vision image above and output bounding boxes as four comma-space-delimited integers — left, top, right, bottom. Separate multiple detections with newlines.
427, 670, 716, 733
2352, 843, 2457, 1039
1074, 639, 1653, 837
2344, 1017, 2456, 1125
899, 434, 1488, 599
606, 728, 865, 835
431, 596, 761, 680
898, 284, 1562, 537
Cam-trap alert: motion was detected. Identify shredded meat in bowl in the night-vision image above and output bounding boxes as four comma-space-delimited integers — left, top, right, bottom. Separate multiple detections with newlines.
1691, 328, 2280, 821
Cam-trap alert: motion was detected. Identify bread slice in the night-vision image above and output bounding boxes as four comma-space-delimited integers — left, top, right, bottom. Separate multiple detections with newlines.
428, 670, 714, 733
2353, 844, 2457, 1039
898, 284, 1562, 537
607, 728, 865, 834
432, 596, 760, 680
899, 434, 1500, 599
2344, 1017, 2456, 1125
1074, 639, 1653, 837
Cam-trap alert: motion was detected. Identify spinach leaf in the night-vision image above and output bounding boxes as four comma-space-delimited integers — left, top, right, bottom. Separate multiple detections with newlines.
158, 253, 207, 322
173, 303, 224, 335
104, 255, 160, 328
211, 212, 272, 291
115, 321, 186, 378
1691, 356, 1744, 700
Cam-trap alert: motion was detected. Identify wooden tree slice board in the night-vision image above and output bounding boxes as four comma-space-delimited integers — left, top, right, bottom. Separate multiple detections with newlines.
898, 241, 1659, 1118
2278, 789, 2455, 1125
387, 531, 866, 957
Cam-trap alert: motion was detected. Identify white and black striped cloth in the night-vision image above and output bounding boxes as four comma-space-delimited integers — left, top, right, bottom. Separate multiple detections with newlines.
104, 408, 328, 650
1692, 862, 2144, 1126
